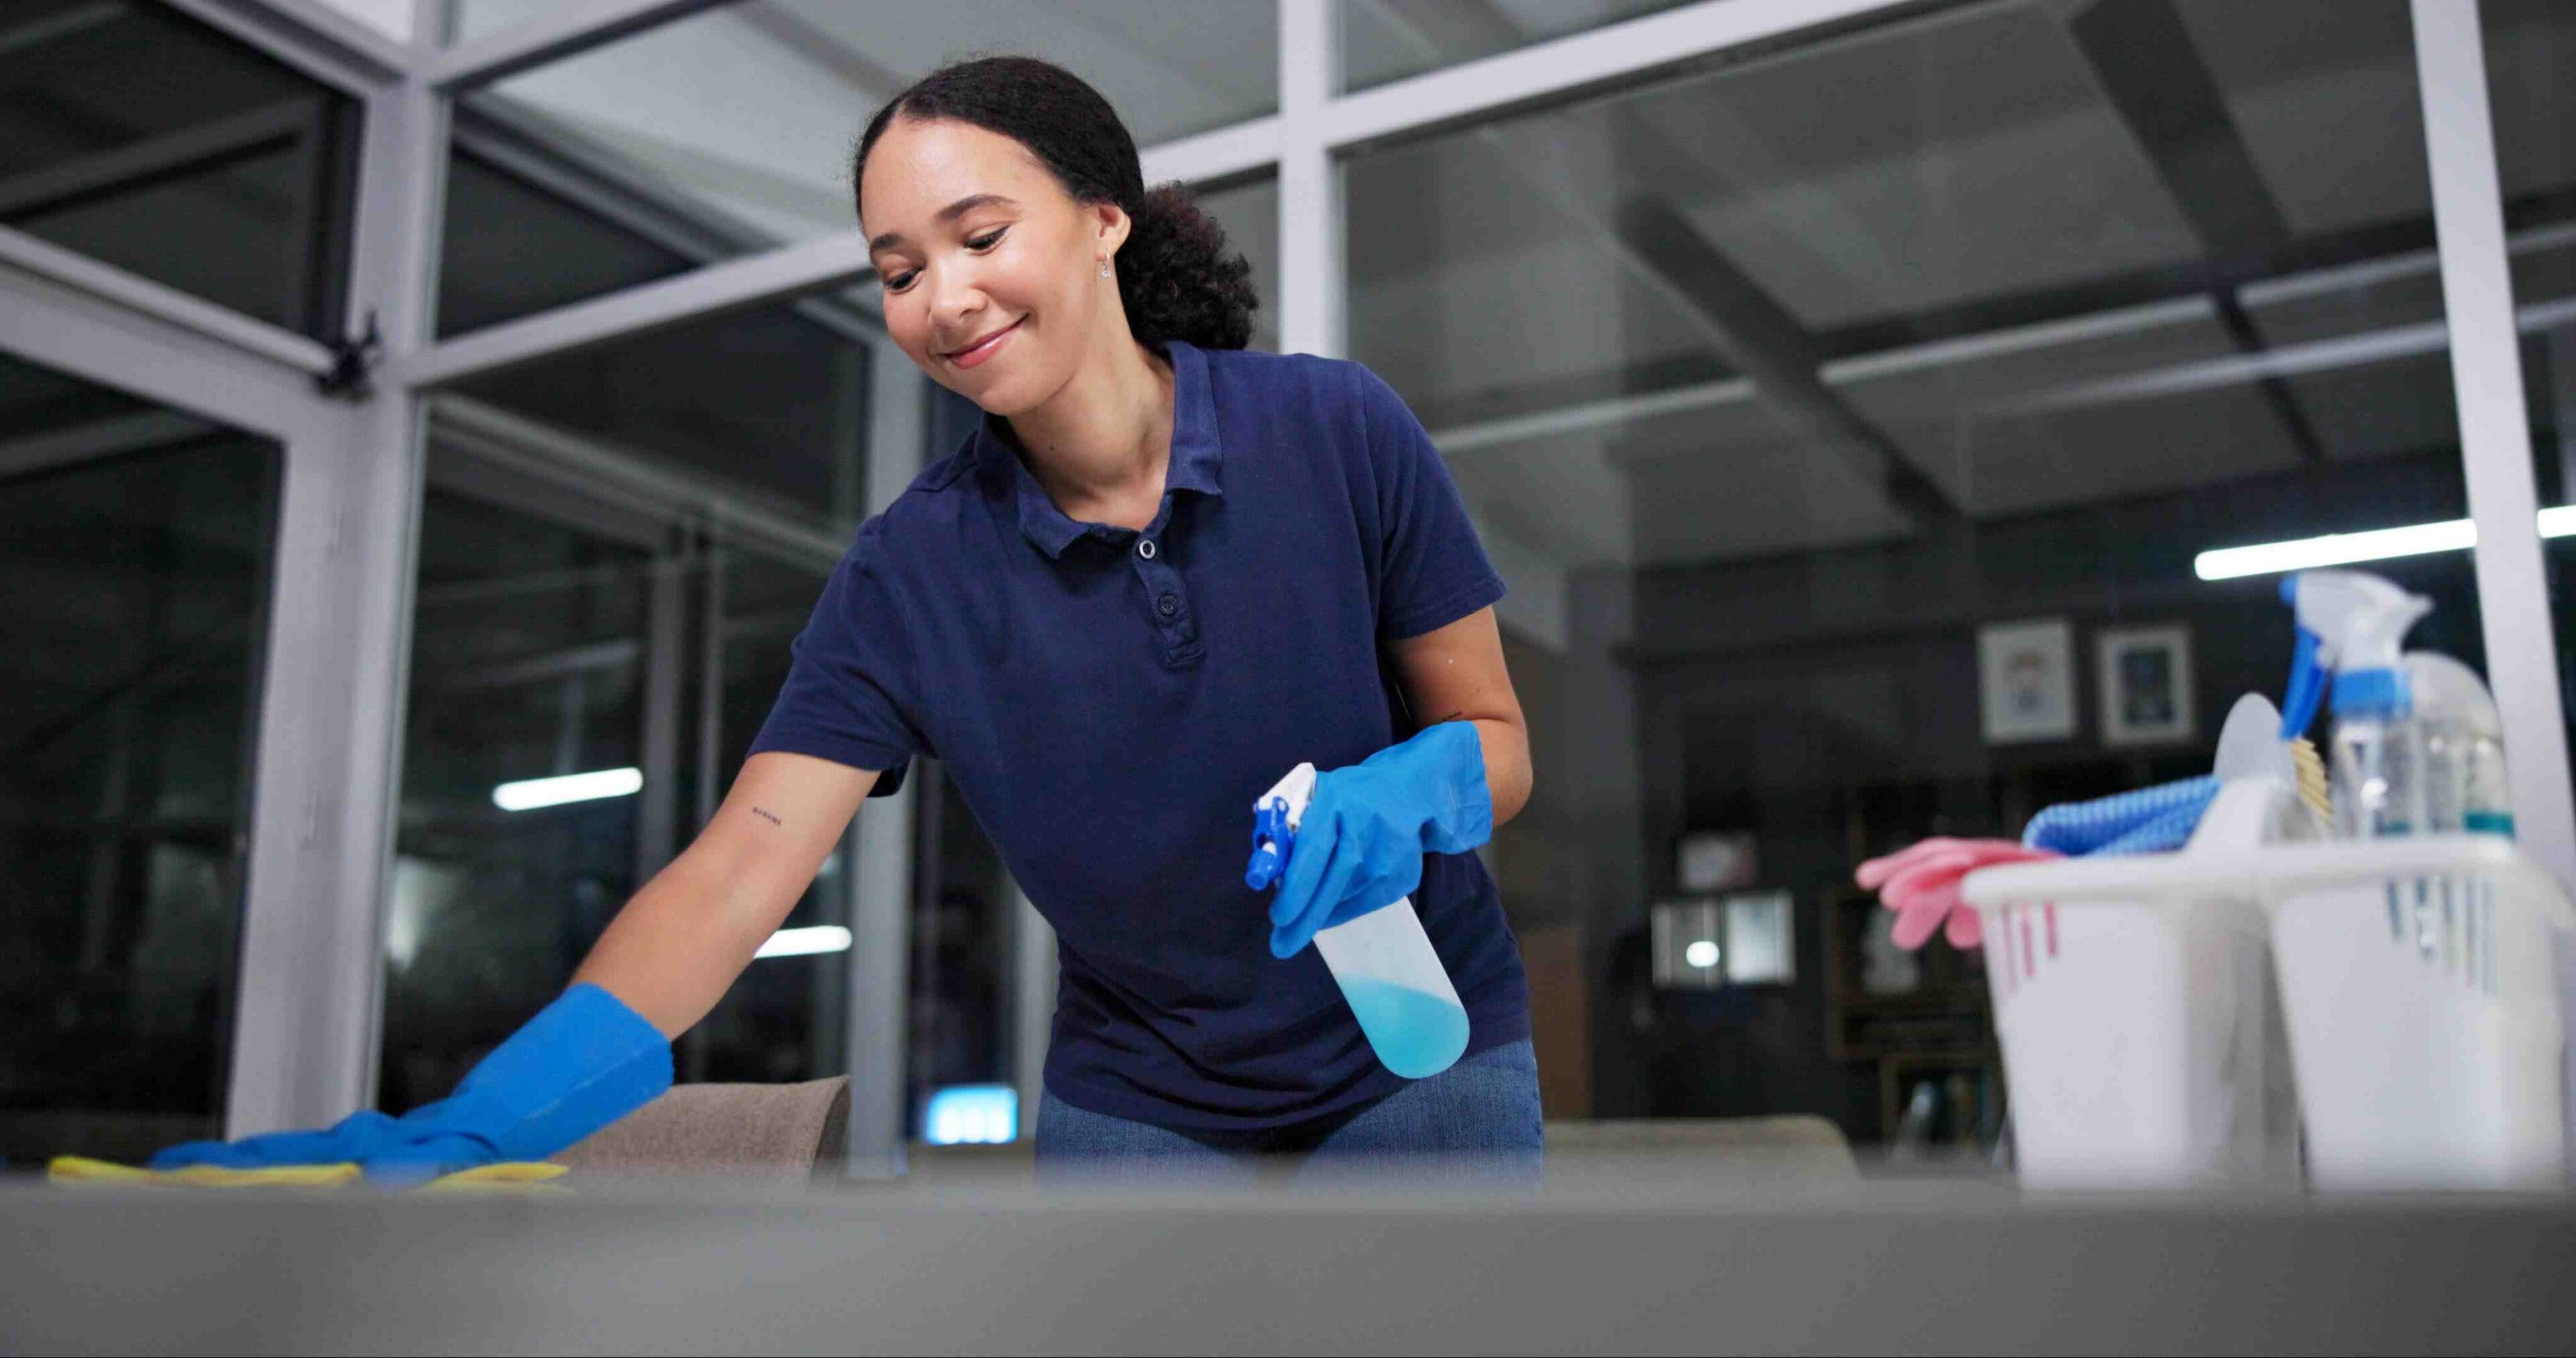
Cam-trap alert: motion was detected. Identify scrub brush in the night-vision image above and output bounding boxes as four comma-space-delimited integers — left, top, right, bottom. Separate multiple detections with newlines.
2288, 738, 2328, 821
2277, 627, 2333, 822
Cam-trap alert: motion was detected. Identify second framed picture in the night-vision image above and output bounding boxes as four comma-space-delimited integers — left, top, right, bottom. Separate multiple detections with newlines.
2098, 624, 2196, 746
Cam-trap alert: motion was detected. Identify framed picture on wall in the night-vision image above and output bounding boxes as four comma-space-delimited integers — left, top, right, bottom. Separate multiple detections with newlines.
1977, 618, 2077, 744
2098, 624, 2196, 746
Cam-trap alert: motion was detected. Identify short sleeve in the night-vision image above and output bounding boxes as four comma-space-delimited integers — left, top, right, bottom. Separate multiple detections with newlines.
745, 517, 922, 796
1352, 364, 1507, 640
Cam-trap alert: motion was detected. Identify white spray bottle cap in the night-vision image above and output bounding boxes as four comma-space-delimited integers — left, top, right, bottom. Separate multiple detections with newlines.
2284, 569, 2431, 718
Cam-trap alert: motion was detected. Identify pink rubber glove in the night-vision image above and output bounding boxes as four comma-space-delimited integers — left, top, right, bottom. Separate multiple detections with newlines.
1854, 838, 2058, 950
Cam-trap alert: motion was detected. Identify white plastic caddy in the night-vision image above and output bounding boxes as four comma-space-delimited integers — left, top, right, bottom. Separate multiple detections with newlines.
1962, 783, 2572, 1190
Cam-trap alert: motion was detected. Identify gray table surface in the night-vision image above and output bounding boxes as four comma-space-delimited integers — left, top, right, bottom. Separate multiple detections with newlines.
3, 1170, 2573, 1355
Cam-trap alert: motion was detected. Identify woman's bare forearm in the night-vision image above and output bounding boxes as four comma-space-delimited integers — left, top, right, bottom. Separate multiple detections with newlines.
572, 752, 875, 1037
1468, 715, 1532, 828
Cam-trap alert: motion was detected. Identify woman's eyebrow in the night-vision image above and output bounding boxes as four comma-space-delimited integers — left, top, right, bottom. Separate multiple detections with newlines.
868, 194, 1022, 252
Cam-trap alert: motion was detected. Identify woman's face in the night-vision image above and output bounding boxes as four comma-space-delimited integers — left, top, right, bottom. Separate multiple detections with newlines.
861, 116, 1130, 416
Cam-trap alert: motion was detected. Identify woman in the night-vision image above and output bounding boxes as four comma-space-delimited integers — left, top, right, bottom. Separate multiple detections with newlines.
156, 57, 1540, 1182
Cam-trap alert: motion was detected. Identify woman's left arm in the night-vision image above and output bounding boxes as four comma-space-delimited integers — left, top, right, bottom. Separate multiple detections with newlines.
1387, 606, 1532, 827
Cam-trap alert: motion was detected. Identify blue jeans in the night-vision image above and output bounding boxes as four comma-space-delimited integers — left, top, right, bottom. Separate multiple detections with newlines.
1034, 1040, 1544, 1188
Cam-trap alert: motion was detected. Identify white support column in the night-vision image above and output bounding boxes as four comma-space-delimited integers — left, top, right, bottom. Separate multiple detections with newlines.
841, 338, 926, 1176
2412, 0, 2576, 886
1005, 873, 1057, 1143
224, 52, 450, 1133
1277, 0, 1344, 360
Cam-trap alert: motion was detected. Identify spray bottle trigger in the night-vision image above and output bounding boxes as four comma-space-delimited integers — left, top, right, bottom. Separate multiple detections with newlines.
1245, 797, 1296, 891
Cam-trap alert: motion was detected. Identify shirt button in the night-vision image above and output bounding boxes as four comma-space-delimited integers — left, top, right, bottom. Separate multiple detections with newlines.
1157, 593, 1179, 618
1136, 539, 1157, 560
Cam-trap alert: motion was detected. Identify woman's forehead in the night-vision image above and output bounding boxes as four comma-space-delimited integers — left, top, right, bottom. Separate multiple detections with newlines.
862, 119, 1056, 231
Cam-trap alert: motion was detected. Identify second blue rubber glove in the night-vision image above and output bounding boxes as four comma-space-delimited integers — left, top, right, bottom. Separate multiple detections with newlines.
1265, 721, 1493, 960
149, 982, 672, 1186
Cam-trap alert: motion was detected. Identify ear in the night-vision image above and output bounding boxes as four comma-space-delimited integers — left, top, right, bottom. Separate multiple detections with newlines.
1092, 201, 1132, 258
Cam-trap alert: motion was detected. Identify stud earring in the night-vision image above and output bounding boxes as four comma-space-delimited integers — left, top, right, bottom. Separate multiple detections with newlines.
1099, 258, 1112, 278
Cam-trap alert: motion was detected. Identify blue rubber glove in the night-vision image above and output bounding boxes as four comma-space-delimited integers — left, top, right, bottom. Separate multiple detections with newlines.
1264, 722, 1493, 960
150, 983, 672, 1186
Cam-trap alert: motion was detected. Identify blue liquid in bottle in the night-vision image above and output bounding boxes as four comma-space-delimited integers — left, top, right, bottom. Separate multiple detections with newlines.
1335, 977, 1473, 1079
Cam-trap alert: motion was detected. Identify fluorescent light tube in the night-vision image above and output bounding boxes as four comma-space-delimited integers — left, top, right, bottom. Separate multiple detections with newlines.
2194, 519, 2476, 580
491, 767, 643, 811
2196, 508, 2576, 581
755, 925, 851, 959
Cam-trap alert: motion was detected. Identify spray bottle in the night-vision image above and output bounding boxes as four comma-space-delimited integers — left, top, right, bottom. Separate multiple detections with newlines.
2404, 650, 2514, 837
1244, 763, 1471, 1079
2284, 569, 2432, 840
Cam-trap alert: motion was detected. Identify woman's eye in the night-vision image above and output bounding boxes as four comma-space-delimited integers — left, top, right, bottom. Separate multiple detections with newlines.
882, 232, 1000, 292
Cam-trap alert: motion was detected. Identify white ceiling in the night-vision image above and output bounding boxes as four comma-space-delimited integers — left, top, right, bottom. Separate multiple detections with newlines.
444, 0, 2576, 577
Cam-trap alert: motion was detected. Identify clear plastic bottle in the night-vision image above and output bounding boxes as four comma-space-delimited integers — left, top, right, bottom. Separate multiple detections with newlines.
2406, 651, 2515, 837
2288, 571, 2432, 841
1245, 762, 1470, 1080
2331, 706, 2420, 840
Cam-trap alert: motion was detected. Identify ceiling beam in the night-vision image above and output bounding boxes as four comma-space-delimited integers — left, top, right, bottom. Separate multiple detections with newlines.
1358, 0, 1953, 522
2061, 0, 2328, 463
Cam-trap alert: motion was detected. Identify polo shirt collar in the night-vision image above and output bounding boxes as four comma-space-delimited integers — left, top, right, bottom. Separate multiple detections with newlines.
977, 340, 1223, 560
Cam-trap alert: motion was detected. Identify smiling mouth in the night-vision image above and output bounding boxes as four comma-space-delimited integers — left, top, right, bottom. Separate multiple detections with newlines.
945, 317, 1023, 361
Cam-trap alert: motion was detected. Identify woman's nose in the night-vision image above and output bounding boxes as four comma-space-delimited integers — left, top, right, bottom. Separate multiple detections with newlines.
926, 265, 986, 329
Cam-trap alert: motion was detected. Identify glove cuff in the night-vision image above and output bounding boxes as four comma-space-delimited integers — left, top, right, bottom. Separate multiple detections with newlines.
1408, 721, 1493, 854
436, 982, 674, 1162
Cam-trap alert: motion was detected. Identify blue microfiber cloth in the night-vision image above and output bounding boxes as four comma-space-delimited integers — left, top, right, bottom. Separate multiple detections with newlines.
2022, 775, 2220, 858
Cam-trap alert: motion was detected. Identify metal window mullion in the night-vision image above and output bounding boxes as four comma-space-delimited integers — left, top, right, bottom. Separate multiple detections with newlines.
396, 115, 1282, 392
225, 65, 450, 1134
431, 394, 846, 569
0, 225, 335, 376
633, 543, 688, 886
1278, 0, 1342, 359
0, 256, 320, 436
396, 233, 881, 390
841, 337, 926, 1178
2411, 0, 2576, 885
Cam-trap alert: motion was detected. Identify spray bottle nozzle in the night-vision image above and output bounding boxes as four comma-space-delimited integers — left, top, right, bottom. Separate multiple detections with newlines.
2289, 569, 2432, 718
1244, 797, 1297, 891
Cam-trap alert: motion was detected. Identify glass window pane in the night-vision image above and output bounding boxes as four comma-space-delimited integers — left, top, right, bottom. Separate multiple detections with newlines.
0, 353, 280, 1164
439, 1, 1278, 331
386, 445, 855, 1102
1197, 175, 1280, 353
447, 0, 584, 45
0, 1, 358, 339
2480, 0, 2576, 775
908, 772, 1011, 1137
382, 452, 852, 1107
380, 476, 654, 1114
445, 283, 875, 530
1342, 0, 1695, 94
679, 548, 848, 1083
1350, 0, 2481, 1136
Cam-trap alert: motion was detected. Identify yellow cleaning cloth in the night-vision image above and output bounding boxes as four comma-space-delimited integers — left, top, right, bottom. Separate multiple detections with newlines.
47, 1156, 568, 1192
419, 1162, 570, 1193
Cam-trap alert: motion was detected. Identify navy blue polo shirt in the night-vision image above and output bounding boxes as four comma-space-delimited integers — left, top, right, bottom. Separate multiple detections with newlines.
747, 339, 1529, 1131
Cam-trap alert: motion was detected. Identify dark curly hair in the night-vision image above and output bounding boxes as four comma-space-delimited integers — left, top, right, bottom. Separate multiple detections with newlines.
853, 56, 1260, 352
